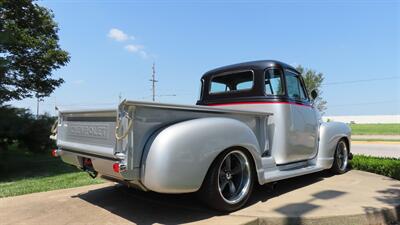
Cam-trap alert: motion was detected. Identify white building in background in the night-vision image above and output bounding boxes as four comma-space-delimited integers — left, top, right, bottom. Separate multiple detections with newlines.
322, 115, 400, 124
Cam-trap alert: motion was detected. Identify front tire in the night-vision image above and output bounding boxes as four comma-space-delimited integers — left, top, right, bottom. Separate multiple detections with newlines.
198, 149, 254, 212
330, 139, 349, 174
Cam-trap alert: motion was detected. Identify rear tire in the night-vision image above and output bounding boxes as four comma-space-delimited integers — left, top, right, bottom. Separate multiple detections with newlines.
198, 149, 254, 212
330, 139, 349, 174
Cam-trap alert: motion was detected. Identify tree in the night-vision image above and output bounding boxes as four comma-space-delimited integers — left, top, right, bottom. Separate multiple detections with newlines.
0, 0, 69, 104
296, 65, 327, 114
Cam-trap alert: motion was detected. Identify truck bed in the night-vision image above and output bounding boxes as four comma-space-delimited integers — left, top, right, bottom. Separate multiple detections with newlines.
55, 100, 272, 181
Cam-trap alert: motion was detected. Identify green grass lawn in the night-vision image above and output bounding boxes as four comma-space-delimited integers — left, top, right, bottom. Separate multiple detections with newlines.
350, 123, 400, 135
0, 145, 103, 198
350, 155, 400, 180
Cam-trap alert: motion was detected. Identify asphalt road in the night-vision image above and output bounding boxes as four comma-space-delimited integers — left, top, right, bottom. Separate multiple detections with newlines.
351, 142, 400, 158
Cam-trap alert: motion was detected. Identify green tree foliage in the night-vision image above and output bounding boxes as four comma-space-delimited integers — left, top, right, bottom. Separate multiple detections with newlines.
0, 105, 55, 153
296, 65, 327, 114
0, 0, 69, 103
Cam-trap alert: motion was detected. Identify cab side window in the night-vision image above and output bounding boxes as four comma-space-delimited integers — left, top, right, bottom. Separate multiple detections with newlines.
286, 71, 308, 101
265, 69, 284, 95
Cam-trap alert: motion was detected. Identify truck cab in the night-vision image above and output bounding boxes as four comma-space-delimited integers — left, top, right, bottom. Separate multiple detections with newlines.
197, 60, 319, 165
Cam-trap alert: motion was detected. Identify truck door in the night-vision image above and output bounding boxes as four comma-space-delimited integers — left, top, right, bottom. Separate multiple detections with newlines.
285, 70, 319, 161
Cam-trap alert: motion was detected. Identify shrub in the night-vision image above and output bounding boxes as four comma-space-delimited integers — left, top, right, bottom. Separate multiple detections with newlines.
0, 105, 56, 153
351, 155, 400, 180
0, 106, 30, 151
19, 114, 56, 153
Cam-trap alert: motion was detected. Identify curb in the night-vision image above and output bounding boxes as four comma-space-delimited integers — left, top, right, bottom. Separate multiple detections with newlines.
248, 205, 399, 225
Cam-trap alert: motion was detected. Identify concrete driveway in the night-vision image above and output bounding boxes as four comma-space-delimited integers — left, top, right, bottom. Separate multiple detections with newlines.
1, 170, 399, 225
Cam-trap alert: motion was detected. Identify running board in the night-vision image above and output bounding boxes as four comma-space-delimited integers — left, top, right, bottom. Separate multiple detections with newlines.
263, 165, 325, 183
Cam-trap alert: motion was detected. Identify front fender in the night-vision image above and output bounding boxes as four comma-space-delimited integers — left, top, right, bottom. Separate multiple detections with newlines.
141, 117, 261, 193
317, 122, 351, 168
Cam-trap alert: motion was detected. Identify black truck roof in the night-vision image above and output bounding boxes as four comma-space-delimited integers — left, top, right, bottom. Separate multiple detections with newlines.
200, 60, 298, 80
196, 60, 308, 106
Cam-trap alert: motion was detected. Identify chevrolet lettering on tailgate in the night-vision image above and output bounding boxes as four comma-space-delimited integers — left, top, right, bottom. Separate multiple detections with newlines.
68, 124, 108, 139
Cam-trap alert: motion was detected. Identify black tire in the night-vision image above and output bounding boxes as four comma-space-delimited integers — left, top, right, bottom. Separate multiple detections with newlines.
330, 139, 349, 174
198, 149, 254, 212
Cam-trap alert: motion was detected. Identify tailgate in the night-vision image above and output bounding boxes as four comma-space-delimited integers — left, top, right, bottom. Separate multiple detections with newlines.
57, 109, 117, 158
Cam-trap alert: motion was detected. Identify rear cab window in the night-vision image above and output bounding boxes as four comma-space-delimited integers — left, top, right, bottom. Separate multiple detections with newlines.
209, 71, 254, 94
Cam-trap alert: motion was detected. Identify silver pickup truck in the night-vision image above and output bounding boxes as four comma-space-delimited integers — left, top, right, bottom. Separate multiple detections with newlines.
51, 60, 351, 211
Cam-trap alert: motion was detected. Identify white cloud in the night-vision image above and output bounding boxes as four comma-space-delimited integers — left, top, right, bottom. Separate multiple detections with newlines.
108, 28, 130, 42
139, 50, 148, 59
108, 28, 152, 59
125, 44, 148, 59
124, 44, 143, 52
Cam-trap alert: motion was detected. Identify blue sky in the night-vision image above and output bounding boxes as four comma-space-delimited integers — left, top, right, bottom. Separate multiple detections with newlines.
10, 0, 400, 116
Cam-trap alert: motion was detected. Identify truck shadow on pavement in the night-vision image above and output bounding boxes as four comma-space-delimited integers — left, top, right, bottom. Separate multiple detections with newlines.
73, 171, 336, 225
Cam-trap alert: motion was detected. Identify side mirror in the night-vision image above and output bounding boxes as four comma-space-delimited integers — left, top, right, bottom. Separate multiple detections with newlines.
310, 89, 318, 100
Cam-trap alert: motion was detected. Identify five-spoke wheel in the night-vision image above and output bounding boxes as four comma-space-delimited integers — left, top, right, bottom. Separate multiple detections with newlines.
218, 150, 251, 204
199, 149, 254, 211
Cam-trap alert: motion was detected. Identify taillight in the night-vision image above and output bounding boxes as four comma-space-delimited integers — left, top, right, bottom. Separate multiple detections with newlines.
113, 163, 120, 173
112, 162, 126, 173
51, 149, 59, 157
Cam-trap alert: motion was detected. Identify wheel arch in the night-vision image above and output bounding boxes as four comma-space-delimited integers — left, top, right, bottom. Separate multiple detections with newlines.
141, 117, 263, 193
341, 136, 351, 152
317, 122, 351, 169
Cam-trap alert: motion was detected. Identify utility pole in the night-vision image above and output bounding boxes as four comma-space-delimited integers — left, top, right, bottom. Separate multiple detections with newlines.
149, 62, 158, 102
36, 97, 43, 118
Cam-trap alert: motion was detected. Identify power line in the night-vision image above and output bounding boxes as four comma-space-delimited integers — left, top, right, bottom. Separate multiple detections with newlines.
323, 76, 400, 86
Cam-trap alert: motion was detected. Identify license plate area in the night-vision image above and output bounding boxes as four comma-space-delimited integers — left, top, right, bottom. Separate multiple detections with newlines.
81, 157, 97, 178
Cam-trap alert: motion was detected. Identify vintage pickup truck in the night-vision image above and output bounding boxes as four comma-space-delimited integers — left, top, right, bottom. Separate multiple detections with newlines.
51, 60, 351, 211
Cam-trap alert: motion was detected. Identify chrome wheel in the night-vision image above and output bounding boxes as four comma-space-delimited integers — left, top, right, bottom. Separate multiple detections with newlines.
217, 150, 251, 204
336, 141, 348, 172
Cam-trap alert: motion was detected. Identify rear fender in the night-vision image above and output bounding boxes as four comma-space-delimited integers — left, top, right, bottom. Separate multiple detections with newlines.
317, 122, 351, 168
141, 117, 261, 193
